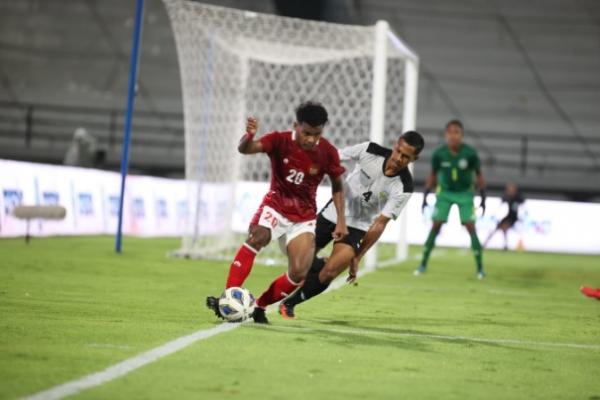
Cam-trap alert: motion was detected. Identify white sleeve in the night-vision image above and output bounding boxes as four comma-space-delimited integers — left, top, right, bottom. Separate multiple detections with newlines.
338, 142, 369, 162
381, 190, 412, 220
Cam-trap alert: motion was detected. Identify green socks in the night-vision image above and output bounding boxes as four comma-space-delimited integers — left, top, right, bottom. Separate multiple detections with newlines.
470, 231, 483, 272
422, 228, 483, 273
421, 229, 439, 267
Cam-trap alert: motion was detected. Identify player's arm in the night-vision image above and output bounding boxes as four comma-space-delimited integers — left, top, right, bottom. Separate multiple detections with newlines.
473, 146, 487, 214
330, 174, 348, 241
238, 117, 263, 154
346, 214, 390, 283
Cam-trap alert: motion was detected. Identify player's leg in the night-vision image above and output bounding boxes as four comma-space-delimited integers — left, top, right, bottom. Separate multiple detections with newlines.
580, 286, 600, 300
499, 221, 510, 250
483, 224, 500, 247
225, 204, 286, 289
415, 220, 444, 275
279, 215, 334, 318
464, 221, 484, 278
281, 242, 356, 318
206, 225, 270, 318
457, 192, 484, 278
485, 216, 509, 248
253, 222, 316, 323
416, 192, 451, 275
225, 225, 271, 288
206, 205, 280, 319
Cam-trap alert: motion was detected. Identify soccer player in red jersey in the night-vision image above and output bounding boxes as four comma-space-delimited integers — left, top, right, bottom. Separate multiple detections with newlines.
206, 102, 348, 323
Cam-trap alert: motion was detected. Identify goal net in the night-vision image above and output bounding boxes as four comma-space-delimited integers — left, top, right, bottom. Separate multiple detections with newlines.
164, 0, 419, 268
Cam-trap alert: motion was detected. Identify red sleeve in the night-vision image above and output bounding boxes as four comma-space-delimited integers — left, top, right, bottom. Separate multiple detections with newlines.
259, 131, 281, 154
325, 143, 345, 179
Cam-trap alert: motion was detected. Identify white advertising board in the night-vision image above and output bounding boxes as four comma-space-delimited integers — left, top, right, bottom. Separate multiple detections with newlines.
1, 160, 599, 255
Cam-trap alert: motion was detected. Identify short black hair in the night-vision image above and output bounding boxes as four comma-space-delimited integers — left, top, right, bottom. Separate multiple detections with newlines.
295, 101, 328, 127
445, 119, 464, 131
400, 130, 425, 155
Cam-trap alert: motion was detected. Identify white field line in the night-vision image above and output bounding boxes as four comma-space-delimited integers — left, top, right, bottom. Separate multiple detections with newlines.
255, 324, 600, 351
21, 323, 239, 400
22, 259, 385, 400
20, 249, 461, 400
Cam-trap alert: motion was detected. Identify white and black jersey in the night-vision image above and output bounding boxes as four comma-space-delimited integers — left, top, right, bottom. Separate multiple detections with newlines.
321, 142, 414, 231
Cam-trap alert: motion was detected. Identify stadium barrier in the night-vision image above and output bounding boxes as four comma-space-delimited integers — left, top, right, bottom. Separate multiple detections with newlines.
1, 159, 598, 254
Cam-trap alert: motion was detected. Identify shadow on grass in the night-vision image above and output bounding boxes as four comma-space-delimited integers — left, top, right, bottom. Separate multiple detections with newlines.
247, 317, 533, 353
249, 322, 433, 353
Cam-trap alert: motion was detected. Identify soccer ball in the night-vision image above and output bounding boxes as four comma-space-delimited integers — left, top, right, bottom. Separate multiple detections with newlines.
218, 287, 256, 322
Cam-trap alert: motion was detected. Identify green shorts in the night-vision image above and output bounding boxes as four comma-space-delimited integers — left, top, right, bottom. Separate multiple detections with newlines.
432, 190, 475, 224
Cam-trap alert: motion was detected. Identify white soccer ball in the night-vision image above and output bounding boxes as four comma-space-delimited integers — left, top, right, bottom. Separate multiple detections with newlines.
219, 287, 256, 322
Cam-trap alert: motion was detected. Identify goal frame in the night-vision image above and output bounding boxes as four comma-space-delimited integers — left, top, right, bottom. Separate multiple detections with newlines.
365, 20, 419, 270
164, 1, 419, 267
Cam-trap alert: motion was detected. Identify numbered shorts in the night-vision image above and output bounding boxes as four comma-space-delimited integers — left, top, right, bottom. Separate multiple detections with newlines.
250, 205, 316, 247
314, 214, 366, 254
432, 190, 475, 223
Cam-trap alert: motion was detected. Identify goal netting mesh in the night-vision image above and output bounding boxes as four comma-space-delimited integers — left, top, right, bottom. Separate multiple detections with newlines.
164, 0, 419, 267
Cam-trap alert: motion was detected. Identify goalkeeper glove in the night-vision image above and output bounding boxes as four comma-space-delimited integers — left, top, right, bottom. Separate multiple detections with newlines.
421, 189, 430, 214
479, 189, 487, 216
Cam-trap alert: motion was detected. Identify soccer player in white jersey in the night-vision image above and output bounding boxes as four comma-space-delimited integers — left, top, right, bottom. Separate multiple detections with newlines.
279, 131, 425, 319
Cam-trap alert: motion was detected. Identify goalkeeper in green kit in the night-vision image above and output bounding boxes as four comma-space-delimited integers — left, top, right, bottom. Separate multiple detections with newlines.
415, 119, 487, 279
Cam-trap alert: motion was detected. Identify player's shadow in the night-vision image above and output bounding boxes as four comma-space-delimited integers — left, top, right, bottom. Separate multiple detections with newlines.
293, 317, 533, 352
493, 269, 547, 287
310, 313, 524, 329
258, 322, 433, 353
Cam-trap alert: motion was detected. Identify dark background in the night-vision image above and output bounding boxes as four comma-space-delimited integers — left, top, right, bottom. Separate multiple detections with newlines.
1, 0, 599, 201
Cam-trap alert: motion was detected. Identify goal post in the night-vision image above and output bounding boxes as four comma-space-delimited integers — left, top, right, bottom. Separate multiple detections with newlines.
163, 0, 419, 266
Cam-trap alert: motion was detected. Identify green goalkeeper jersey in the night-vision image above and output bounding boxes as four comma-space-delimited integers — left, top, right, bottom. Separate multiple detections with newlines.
431, 143, 480, 193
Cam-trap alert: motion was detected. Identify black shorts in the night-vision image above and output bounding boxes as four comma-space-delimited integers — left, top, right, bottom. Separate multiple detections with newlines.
314, 214, 366, 254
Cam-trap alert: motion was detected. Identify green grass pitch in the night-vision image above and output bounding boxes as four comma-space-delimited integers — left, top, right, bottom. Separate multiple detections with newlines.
1, 236, 599, 399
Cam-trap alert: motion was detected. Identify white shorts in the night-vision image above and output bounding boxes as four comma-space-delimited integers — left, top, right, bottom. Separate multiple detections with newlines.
257, 205, 316, 248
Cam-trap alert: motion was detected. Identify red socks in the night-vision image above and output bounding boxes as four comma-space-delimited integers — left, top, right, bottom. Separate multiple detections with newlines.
581, 286, 600, 300
225, 243, 302, 309
256, 272, 302, 308
225, 243, 258, 289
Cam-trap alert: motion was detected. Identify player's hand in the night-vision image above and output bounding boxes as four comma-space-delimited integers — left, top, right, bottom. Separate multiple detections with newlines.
246, 117, 258, 135
421, 190, 430, 214
479, 189, 486, 216
332, 223, 348, 242
347, 257, 360, 284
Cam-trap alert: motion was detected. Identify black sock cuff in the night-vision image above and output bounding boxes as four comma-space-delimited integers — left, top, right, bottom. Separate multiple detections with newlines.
309, 257, 327, 274
285, 272, 329, 307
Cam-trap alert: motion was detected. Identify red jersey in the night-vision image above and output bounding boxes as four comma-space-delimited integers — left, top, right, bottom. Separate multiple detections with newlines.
255, 130, 344, 222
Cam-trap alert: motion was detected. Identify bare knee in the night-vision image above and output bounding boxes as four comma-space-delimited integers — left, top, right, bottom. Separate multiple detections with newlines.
286, 233, 315, 283
431, 221, 443, 233
246, 226, 270, 250
463, 222, 476, 234
288, 254, 315, 283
